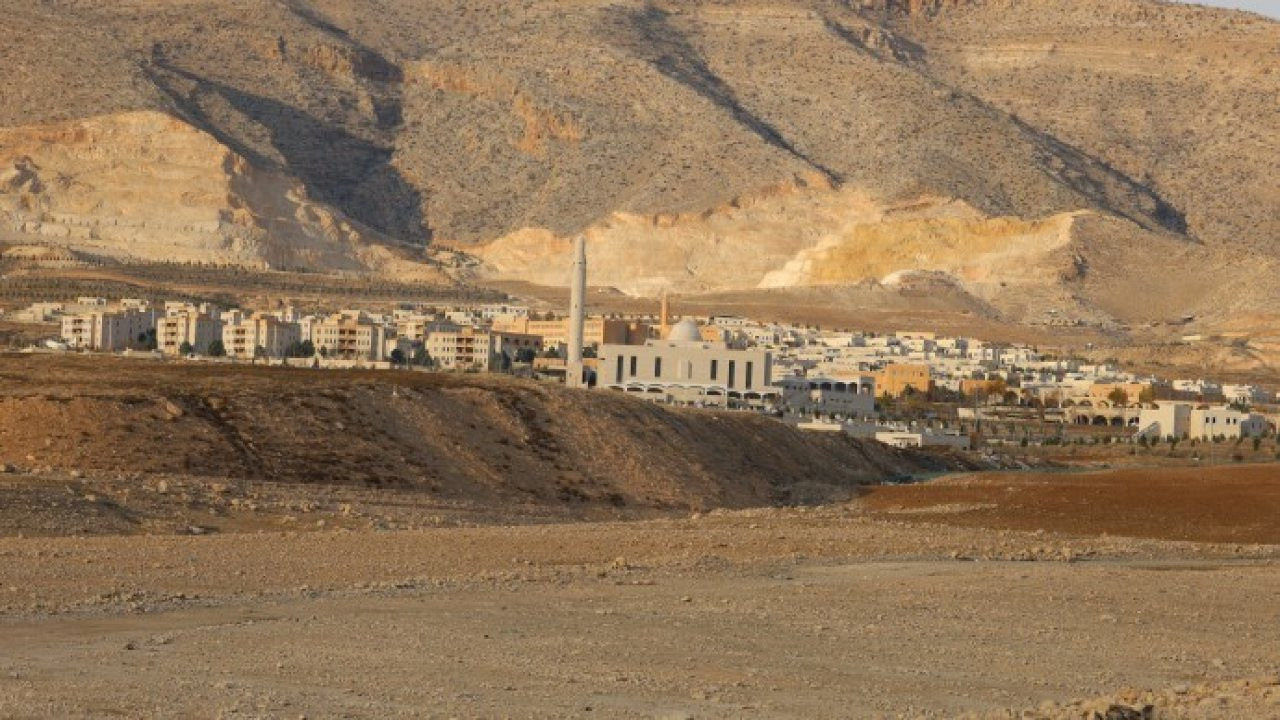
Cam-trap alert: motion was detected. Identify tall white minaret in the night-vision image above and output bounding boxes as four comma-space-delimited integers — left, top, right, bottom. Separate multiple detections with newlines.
566, 235, 586, 388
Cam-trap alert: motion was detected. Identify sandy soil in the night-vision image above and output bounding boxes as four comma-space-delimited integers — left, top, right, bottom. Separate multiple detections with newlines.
2, 500, 1279, 719
1, 355, 1278, 718
863, 464, 1280, 545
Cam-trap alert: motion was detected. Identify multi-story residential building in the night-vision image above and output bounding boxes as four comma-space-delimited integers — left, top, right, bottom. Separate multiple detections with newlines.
396, 317, 458, 344
61, 307, 158, 351
311, 311, 387, 361
492, 316, 648, 350
157, 309, 222, 356
425, 327, 542, 370
222, 314, 302, 359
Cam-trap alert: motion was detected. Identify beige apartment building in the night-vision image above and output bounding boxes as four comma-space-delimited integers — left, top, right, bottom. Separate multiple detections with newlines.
311, 311, 387, 361
492, 316, 649, 350
871, 363, 932, 397
598, 319, 775, 405
222, 315, 301, 359
61, 308, 158, 351
426, 327, 542, 370
395, 317, 460, 344
157, 310, 222, 356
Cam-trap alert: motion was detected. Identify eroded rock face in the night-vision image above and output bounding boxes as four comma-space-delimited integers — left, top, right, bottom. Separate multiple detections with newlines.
0, 111, 435, 278
474, 181, 1083, 316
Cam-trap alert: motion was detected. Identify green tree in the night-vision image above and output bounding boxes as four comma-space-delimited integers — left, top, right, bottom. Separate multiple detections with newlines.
179, 341, 194, 356
283, 340, 315, 358
207, 339, 226, 357
390, 348, 406, 366
135, 328, 158, 351
1107, 388, 1129, 406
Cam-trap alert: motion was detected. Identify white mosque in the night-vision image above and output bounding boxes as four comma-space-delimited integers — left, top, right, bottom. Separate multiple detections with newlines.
597, 316, 777, 407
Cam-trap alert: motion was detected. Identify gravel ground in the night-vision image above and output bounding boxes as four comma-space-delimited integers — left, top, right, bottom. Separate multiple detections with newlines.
2, 508, 1278, 718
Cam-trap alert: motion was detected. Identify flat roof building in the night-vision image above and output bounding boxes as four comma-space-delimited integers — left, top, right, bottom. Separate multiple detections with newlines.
598, 318, 775, 406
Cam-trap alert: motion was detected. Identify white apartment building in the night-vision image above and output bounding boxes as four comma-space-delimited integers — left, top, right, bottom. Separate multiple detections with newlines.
1137, 402, 1268, 440
61, 307, 158, 351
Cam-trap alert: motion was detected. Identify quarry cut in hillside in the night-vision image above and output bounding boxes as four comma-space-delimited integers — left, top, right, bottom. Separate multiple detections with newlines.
473, 183, 1086, 306
0, 355, 954, 512
0, 111, 440, 280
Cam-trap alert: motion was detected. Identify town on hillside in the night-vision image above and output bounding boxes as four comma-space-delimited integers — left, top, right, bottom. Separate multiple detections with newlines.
8, 294, 1278, 454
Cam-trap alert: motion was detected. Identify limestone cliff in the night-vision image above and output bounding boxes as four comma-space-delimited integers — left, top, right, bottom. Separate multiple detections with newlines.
0, 111, 438, 279
473, 182, 1085, 319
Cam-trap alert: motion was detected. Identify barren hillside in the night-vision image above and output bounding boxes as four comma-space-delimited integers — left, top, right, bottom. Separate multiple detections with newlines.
0, 354, 953, 512
0, 0, 1276, 327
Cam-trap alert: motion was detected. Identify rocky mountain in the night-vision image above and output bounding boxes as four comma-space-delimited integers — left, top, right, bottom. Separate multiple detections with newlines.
0, 0, 1276, 327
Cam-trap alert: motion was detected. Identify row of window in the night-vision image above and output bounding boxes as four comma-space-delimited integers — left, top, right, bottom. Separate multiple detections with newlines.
614, 355, 754, 389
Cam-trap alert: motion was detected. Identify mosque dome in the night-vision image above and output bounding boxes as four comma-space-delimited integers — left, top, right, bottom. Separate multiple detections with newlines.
667, 318, 702, 343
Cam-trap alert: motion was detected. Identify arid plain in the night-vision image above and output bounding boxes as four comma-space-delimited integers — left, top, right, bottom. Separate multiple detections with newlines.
1, 356, 1278, 719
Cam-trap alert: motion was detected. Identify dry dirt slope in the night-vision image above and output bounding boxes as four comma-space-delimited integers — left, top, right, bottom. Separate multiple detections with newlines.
0, 0, 1277, 326
0, 354, 951, 512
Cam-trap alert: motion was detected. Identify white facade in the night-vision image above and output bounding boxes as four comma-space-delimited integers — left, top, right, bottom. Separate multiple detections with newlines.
598, 319, 775, 405
777, 375, 876, 417
875, 431, 970, 450
61, 308, 158, 351
1137, 402, 1268, 440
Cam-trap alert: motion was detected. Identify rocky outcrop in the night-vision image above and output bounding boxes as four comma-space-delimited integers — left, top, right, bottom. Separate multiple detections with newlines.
0, 111, 439, 279
474, 181, 1086, 319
